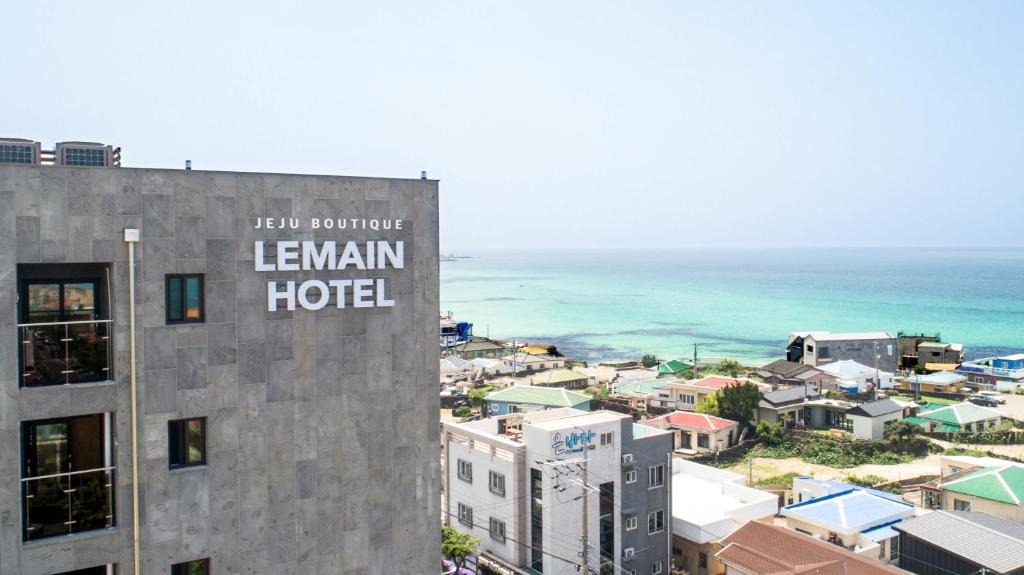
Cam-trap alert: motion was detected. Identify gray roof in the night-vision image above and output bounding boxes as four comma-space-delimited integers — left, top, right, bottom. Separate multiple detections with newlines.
761, 359, 805, 376
893, 511, 1024, 573
762, 384, 819, 406
846, 398, 903, 418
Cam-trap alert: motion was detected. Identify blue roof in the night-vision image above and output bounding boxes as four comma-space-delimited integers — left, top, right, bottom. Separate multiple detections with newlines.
783, 488, 914, 531
795, 477, 904, 502
861, 522, 901, 542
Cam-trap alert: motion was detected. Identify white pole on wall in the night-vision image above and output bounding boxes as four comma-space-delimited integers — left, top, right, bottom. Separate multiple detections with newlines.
124, 228, 142, 574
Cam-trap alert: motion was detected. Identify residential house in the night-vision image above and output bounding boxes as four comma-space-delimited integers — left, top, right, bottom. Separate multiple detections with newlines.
781, 479, 918, 563
501, 352, 570, 373
756, 385, 857, 432
787, 331, 898, 373
520, 367, 591, 389
957, 353, 1024, 393
671, 460, 779, 575
845, 398, 906, 440
613, 378, 675, 410
922, 464, 1024, 522
818, 359, 896, 392
647, 411, 740, 453
658, 358, 693, 376
898, 371, 968, 394
754, 359, 839, 391
442, 408, 673, 575
914, 342, 964, 367
484, 385, 592, 416
716, 521, 907, 575
893, 511, 1024, 575
660, 376, 771, 412
451, 336, 507, 360
911, 403, 1002, 433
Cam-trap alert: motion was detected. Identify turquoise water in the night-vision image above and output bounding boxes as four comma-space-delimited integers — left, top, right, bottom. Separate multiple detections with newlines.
440, 248, 1024, 365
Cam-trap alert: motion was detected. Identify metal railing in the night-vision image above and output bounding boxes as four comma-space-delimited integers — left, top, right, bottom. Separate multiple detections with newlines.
21, 466, 116, 541
18, 319, 112, 387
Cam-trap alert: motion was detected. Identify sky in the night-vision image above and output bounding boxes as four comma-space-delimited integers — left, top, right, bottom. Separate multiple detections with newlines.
3, 1, 1023, 250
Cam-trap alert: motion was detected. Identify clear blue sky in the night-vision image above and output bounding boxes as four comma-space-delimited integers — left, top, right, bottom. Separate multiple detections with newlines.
3, 1, 1022, 249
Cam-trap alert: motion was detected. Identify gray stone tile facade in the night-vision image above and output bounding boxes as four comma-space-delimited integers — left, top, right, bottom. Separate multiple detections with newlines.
0, 165, 440, 574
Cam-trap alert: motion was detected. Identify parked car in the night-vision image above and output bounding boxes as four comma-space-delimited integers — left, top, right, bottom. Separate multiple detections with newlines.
968, 395, 1000, 407
979, 390, 1007, 404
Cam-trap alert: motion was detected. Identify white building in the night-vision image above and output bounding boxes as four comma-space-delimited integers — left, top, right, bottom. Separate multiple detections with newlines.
670, 460, 779, 575
443, 408, 674, 575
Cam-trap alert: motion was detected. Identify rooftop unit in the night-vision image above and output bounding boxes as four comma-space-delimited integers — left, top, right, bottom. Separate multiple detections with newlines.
0, 138, 121, 167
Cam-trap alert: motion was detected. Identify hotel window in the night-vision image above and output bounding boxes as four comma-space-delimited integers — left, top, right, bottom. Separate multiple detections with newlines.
819, 346, 831, 359
1, 144, 34, 164
625, 469, 637, 483
489, 471, 505, 496
171, 558, 209, 575
166, 275, 205, 324
648, 464, 665, 488
648, 509, 665, 535
489, 517, 506, 543
953, 499, 970, 511
457, 459, 473, 482
63, 148, 106, 167
457, 503, 473, 527
624, 514, 637, 531
168, 418, 206, 468
600, 432, 614, 446
653, 561, 664, 574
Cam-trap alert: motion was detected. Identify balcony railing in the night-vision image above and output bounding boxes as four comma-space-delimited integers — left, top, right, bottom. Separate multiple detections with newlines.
18, 320, 112, 387
22, 467, 116, 541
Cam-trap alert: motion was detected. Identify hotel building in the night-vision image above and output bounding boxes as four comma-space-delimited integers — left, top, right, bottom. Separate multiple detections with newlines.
442, 408, 673, 575
0, 141, 440, 574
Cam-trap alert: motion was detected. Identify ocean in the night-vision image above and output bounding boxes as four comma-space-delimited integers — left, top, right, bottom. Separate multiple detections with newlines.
439, 248, 1024, 366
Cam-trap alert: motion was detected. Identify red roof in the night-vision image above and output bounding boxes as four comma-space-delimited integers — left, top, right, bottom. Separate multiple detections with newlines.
649, 411, 737, 431
691, 376, 749, 390
717, 522, 907, 575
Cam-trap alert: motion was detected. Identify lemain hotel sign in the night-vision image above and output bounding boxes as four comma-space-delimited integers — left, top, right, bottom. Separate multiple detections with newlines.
253, 217, 405, 312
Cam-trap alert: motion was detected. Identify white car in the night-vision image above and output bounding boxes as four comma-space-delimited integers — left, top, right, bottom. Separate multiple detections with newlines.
978, 390, 1007, 404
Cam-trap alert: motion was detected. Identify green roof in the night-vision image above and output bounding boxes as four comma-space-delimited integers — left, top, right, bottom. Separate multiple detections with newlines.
903, 416, 930, 427
942, 466, 1024, 505
485, 385, 591, 408
918, 403, 1003, 425
613, 378, 669, 396
918, 341, 950, 349
936, 423, 961, 433
657, 359, 692, 374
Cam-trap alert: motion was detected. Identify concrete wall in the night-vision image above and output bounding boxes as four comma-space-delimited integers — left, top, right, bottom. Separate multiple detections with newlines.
805, 336, 898, 373
0, 165, 440, 574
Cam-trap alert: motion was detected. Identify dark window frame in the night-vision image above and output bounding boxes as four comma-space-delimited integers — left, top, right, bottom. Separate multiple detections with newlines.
19, 276, 103, 323
171, 558, 210, 575
168, 417, 207, 469
165, 274, 206, 325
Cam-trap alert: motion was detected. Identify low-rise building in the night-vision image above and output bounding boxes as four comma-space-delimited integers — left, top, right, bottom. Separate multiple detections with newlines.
898, 371, 968, 394
893, 511, 1024, 575
502, 352, 570, 373
845, 398, 906, 440
520, 367, 591, 389
442, 408, 674, 575
819, 359, 896, 392
658, 359, 693, 376
754, 360, 838, 391
914, 342, 964, 367
912, 403, 1003, 433
716, 521, 907, 575
485, 385, 592, 416
451, 336, 508, 360
788, 331, 898, 373
660, 376, 771, 412
781, 479, 918, 563
671, 460, 779, 575
957, 353, 1024, 393
927, 464, 1024, 522
756, 385, 856, 432
647, 412, 739, 453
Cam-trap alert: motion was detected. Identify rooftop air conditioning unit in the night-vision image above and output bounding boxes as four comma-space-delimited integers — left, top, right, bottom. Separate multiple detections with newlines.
623, 547, 636, 559
621, 454, 634, 465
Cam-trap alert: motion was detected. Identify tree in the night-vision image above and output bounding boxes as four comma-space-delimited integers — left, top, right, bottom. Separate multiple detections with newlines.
755, 420, 787, 446
467, 386, 492, 409
453, 406, 473, 419
641, 354, 658, 368
884, 419, 920, 443
713, 359, 744, 377
715, 382, 764, 429
442, 525, 480, 571
696, 392, 720, 416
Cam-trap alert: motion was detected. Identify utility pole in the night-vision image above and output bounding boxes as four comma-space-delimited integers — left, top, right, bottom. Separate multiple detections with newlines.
873, 342, 880, 401
693, 343, 699, 380
580, 433, 590, 575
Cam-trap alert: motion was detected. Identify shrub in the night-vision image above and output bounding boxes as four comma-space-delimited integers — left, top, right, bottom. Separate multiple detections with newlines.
453, 406, 473, 419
